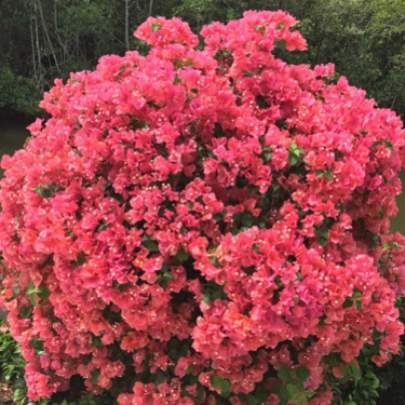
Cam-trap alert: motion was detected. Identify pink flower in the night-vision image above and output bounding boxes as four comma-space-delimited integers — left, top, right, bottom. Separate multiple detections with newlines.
0, 9, 404, 405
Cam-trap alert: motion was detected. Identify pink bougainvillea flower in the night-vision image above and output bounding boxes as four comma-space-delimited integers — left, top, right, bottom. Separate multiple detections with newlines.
1, 10, 405, 405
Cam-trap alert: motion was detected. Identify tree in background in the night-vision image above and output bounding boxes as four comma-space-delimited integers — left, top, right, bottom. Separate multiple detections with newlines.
1, 0, 405, 119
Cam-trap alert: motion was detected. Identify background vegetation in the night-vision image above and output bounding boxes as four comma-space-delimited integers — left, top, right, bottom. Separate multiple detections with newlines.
1, 1, 405, 404
1, 0, 405, 120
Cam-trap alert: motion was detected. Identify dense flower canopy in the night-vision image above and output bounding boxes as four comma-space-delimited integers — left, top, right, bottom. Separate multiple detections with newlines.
1, 10, 405, 405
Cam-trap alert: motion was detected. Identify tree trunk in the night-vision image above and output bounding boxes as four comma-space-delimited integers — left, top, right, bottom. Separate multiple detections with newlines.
54, 0, 67, 64
124, 0, 130, 50
33, 1, 44, 91
36, 0, 60, 73
29, 9, 38, 82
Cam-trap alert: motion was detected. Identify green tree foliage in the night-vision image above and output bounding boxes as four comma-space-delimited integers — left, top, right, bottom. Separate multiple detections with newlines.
1, 0, 405, 118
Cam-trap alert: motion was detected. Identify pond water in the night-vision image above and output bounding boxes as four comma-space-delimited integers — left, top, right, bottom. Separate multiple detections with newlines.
0, 121, 28, 157
0, 121, 404, 233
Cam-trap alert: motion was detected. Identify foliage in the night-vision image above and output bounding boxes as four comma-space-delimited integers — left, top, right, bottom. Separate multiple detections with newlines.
374, 297, 405, 404
0, 11, 405, 404
0, 322, 27, 405
1, 0, 405, 120
0, 320, 118, 404
1, 308, 400, 404
0, 66, 40, 116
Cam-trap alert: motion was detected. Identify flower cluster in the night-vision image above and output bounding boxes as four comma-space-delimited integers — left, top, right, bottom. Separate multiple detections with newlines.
1, 10, 405, 405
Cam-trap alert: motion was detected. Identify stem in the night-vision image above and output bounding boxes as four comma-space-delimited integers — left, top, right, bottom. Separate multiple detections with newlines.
36, 0, 60, 73
124, 0, 130, 50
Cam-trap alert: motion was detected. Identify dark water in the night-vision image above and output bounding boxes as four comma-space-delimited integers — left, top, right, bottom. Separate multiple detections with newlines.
0, 121, 28, 156
0, 122, 404, 233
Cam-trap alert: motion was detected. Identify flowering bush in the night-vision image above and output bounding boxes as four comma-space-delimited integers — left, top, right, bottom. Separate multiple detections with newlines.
1, 10, 405, 405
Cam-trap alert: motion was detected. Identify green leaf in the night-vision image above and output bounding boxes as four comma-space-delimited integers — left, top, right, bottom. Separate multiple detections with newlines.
211, 375, 231, 397
291, 391, 309, 405
102, 304, 122, 324
96, 220, 110, 232
383, 240, 401, 251
242, 394, 260, 405
314, 217, 334, 247
142, 235, 159, 253
167, 337, 191, 362
352, 288, 362, 299
26, 281, 37, 306
242, 266, 255, 275
278, 365, 291, 381
248, 383, 269, 404
243, 71, 254, 77
26, 281, 50, 306
157, 265, 173, 288
276, 119, 288, 130
112, 280, 132, 292
277, 384, 289, 405
151, 369, 166, 384
19, 305, 32, 318
296, 366, 310, 382
214, 123, 225, 137
130, 117, 148, 130
274, 275, 284, 288
274, 39, 287, 49
315, 169, 333, 180
233, 211, 257, 229
344, 288, 362, 310
343, 361, 362, 382
209, 255, 220, 268
288, 143, 305, 166
286, 383, 299, 397
383, 139, 393, 150
202, 281, 227, 304
343, 297, 353, 308
154, 141, 169, 158
91, 335, 103, 348
91, 369, 100, 385
214, 49, 231, 60
74, 251, 86, 266
29, 338, 44, 355
324, 352, 341, 367
151, 22, 161, 32
173, 247, 189, 264
256, 95, 269, 109
261, 145, 272, 163
8, 284, 20, 301
37, 284, 50, 300
33, 183, 60, 198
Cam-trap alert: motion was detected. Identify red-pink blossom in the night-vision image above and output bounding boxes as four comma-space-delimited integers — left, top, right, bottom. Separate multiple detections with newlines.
1, 10, 405, 405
